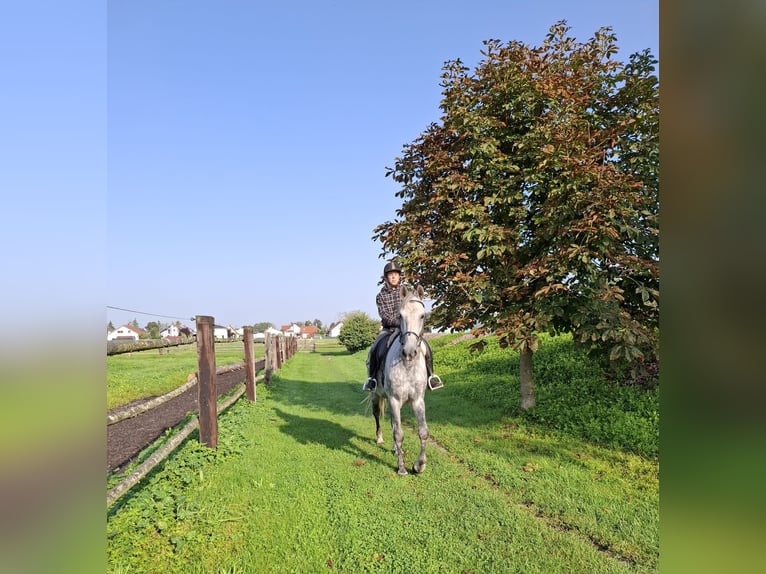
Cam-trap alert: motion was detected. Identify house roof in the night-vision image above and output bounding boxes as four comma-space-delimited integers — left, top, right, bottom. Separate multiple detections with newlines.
300, 325, 318, 335
122, 324, 146, 335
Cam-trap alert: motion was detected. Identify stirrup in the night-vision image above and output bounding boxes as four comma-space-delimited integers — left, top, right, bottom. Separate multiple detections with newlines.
427, 375, 443, 390
362, 377, 377, 392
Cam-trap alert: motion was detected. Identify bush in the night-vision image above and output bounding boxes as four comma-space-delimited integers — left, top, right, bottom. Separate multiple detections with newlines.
338, 312, 379, 353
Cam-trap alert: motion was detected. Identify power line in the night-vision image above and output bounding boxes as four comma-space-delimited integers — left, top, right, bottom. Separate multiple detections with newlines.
107, 306, 194, 322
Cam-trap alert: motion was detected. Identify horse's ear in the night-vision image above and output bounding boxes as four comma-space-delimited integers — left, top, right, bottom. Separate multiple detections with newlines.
417, 285, 425, 299
399, 285, 409, 298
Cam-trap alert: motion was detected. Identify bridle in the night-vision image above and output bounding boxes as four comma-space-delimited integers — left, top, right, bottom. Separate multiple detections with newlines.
399, 298, 425, 348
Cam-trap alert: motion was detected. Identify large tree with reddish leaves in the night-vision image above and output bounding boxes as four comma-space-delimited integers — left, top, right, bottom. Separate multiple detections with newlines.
374, 22, 659, 409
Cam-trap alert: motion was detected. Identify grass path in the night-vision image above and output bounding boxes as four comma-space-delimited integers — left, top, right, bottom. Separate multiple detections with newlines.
107, 340, 658, 573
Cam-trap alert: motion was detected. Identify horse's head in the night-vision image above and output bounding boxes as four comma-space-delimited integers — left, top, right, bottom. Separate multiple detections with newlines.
398, 285, 426, 361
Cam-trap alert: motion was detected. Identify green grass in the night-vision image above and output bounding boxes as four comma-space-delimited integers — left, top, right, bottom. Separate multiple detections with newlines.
107, 341, 265, 410
431, 333, 659, 457
107, 336, 658, 573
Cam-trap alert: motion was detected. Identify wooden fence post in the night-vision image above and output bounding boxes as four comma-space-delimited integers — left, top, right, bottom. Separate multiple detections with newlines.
273, 335, 279, 373
272, 335, 277, 372
243, 326, 256, 402
264, 333, 272, 385
196, 315, 218, 448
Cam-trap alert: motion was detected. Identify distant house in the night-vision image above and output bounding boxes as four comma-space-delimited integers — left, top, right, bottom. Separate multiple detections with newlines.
160, 323, 195, 341
280, 323, 301, 337
299, 325, 318, 339
265, 326, 281, 336
327, 321, 343, 338
160, 324, 179, 339
214, 325, 229, 340
107, 324, 145, 341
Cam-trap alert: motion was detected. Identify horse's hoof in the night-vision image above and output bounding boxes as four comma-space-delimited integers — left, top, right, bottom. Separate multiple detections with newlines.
376, 437, 384, 445
412, 463, 426, 474
397, 468, 409, 476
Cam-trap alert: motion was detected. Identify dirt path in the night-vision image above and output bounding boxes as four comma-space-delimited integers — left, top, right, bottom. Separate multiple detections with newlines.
107, 368, 247, 473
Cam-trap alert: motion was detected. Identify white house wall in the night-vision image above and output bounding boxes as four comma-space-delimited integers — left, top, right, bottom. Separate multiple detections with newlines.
107, 327, 139, 341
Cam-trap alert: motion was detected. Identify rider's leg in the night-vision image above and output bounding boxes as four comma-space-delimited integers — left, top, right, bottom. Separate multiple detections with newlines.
363, 334, 384, 391
363, 344, 377, 391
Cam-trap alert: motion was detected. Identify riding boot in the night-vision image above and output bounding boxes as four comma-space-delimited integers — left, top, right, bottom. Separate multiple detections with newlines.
362, 376, 377, 392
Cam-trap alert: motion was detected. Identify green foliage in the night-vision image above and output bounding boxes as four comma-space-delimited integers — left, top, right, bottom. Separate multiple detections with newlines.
337, 311, 379, 353
144, 321, 161, 339
374, 20, 659, 371
107, 337, 658, 573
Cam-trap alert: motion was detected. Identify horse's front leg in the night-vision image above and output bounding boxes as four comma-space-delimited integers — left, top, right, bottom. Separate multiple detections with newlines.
411, 397, 428, 474
388, 398, 408, 475
372, 394, 385, 445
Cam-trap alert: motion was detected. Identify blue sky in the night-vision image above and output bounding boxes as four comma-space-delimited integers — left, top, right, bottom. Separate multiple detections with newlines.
101, 1, 657, 330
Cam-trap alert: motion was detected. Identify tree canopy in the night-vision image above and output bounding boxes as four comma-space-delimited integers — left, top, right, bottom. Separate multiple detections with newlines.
374, 22, 659, 403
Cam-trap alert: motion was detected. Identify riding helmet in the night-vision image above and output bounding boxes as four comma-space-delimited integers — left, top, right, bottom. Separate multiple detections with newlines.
383, 259, 403, 276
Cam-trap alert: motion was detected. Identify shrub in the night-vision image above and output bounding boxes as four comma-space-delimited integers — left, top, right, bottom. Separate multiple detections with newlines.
338, 312, 379, 353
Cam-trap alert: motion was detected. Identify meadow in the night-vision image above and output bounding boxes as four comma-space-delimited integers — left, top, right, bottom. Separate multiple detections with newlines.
107, 335, 658, 573
107, 341, 265, 410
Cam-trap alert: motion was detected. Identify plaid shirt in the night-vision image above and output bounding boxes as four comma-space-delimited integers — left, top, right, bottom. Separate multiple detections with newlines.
376, 284, 402, 328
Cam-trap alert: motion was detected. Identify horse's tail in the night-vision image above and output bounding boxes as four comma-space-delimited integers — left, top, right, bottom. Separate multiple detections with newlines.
360, 388, 387, 417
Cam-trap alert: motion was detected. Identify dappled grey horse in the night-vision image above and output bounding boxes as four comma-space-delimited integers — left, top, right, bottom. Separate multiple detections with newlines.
371, 285, 430, 475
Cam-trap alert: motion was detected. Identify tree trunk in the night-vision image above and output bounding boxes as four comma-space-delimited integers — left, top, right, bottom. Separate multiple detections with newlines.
519, 347, 535, 410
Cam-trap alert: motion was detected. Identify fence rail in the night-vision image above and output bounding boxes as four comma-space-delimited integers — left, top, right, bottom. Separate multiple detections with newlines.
107, 337, 196, 356
106, 362, 261, 426
107, 317, 297, 507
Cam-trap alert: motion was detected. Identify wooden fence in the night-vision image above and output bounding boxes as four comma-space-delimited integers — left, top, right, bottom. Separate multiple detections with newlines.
107, 337, 195, 356
107, 316, 297, 507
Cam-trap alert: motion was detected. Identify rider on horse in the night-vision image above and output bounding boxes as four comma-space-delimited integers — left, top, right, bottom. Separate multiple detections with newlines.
362, 259, 444, 392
